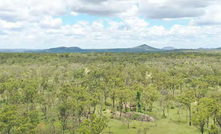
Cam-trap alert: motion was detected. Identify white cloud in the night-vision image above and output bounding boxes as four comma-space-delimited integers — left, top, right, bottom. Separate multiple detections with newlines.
0, 0, 221, 49
0, 20, 23, 29
70, 12, 79, 16
40, 16, 62, 29
121, 17, 149, 30
0, 0, 29, 22
117, 4, 139, 17
138, 0, 219, 19
70, 0, 136, 16
192, 5, 221, 25
28, 0, 67, 17
0, 0, 220, 24
107, 21, 124, 30
92, 21, 104, 31
1, 18, 221, 49
169, 25, 200, 36
148, 26, 166, 36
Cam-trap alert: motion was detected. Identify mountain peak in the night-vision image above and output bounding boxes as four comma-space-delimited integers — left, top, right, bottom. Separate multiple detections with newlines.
134, 44, 158, 50
140, 44, 149, 47
45, 46, 83, 53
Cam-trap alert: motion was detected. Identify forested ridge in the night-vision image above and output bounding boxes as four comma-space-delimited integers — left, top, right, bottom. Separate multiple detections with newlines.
1, 52, 221, 134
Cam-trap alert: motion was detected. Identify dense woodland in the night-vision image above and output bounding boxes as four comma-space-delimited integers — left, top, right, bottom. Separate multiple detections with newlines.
1, 52, 221, 134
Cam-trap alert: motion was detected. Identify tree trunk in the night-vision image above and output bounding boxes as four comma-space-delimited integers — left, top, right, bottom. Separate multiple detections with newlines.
125, 102, 128, 112
78, 116, 81, 125
162, 106, 166, 117
213, 114, 216, 124
150, 103, 153, 112
44, 106, 47, 119
52, 121, 56, 134
63, 126, 65, 134
120, 102, 123, 118
167, 104, 170, 117
189, 105, 192, 126
0, 102, 2, 110
100, 106, 103, 117
112, 95, 115, 108
105, 94, 107, 106
207, 116, 209, 128
7, 128, 10, 134
93, 106, 96, 114
130, 102, 132, 111
201, 124, 204, 134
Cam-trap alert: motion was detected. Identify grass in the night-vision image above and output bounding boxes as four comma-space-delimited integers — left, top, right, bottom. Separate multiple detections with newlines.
103, 118, 199, 134
102, 104, 201, 134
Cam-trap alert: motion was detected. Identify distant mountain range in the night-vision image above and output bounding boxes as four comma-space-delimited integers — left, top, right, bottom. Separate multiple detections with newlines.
41, 44, 161, 53
0, 44, 220, 53
0, 49, 43, 53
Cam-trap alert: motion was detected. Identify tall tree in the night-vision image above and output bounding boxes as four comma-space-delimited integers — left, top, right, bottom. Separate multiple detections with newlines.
177, 90, 195, 126
0, 105, 17, 134
78, 114, 108, 134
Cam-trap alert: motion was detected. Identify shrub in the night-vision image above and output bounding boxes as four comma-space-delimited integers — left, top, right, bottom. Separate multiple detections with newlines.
102, 107, 107, 111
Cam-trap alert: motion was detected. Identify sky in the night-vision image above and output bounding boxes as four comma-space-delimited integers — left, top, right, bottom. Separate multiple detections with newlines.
0, 0, 221, 49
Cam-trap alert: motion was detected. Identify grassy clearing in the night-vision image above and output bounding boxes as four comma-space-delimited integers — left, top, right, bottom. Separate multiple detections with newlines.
101, 104, 201, 134
103, 118, 199, 134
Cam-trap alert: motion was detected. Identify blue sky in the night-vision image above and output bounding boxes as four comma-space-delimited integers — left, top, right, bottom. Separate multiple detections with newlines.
0, 0, 221, 49
61, 14, 190, 29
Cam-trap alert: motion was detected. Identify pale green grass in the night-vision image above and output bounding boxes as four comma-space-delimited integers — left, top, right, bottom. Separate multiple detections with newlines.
103, 117, 199, 134
102, 106, 202, 134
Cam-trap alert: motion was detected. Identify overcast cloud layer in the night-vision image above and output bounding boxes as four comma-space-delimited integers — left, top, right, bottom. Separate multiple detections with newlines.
0, 0, 221, 49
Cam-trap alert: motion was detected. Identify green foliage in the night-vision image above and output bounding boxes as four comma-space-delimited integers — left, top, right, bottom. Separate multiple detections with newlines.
192, 98, 216, 134
0, 52, 221, 134
16, 111, 39, 134
209, 124, 218, 134
142, 85, 160, 112
136, 91, 142, 113
0, 105, 17, 134
177, 90, 195, 126
78, 114, 108, 134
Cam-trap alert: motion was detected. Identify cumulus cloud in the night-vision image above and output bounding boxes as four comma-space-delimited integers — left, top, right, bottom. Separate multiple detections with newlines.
0, 20, 23, 30
121, 17, 149, 30
70, 12, 79, 16
191, 5, 221, 25
28, 0, 67, 17
1, 17, 221, 49
39, 16, 63, 29
0, 0, 29, 22
0, 0, 221, 49
69, 0, 136, 16
138, 0, 219, 19
81, 0, 108, 4
0, 0, 220, 23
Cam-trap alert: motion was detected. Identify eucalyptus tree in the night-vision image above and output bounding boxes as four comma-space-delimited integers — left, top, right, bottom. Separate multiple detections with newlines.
58, 102, 72, 134
3, 78, 20, 105
78, 114, 108, 134
192, 98, 216, 134
177, 90, 195, 126
142, 85, 160, 112
16, 110, 39, 134
108, 77, 123, 108
0, 105, 18, 134
20, 83, 38, 111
